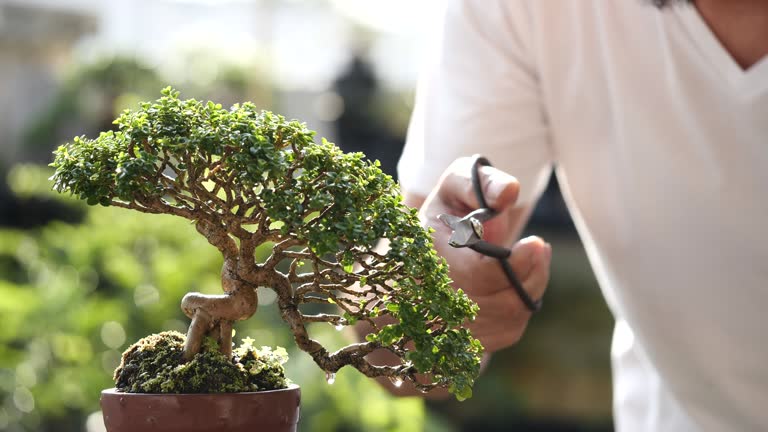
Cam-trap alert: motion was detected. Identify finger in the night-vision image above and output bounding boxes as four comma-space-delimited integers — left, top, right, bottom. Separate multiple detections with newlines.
436, 157, 520, 212
477, 322, 528, 352
507, 236, 551, 301
467, 236, 550, 305
470, 238, 551, 352
471, 289, 530, 351
520, 244, 551, 301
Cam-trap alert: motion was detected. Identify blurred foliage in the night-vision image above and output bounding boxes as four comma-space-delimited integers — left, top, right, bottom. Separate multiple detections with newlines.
0, 165, 432, 432
19, 55, 273, 164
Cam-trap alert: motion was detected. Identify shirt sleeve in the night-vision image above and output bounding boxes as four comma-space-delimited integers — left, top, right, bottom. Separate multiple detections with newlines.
398, 0, 554, 206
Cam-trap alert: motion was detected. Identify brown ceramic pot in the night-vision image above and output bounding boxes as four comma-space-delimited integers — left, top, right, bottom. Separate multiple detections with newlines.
100, 385, 301, 432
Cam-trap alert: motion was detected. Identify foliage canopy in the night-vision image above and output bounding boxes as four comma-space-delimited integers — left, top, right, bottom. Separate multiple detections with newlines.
51, 88, 482, 399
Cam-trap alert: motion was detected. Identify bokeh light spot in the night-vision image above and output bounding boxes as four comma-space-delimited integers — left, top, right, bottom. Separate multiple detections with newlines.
13, 387, 34, 413
134, 283, 160, 307
313, 91, 345, 122
14, 364, 37, 388
52, 334, 93, 364
100, 321, 127, 350
86, 411, 107, 432
0, 408, 8, 430
257, 288, 277, 306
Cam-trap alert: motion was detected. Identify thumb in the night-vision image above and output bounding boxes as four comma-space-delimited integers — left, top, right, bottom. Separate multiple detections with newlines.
437, 156, 520, 212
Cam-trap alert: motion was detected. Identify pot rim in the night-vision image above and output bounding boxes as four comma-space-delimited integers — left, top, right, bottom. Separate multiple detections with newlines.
101, 383, 300, 396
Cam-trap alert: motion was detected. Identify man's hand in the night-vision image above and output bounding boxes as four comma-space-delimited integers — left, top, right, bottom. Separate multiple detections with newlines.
407, 157, 552, 354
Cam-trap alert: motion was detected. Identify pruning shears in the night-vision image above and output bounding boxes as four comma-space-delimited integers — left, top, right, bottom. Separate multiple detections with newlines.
437, 155, 542, 312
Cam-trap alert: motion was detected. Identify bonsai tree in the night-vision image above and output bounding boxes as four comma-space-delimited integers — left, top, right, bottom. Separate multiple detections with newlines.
50, 88, 482, 399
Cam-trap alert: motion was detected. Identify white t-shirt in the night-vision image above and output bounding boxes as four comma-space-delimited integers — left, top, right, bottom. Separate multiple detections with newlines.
399, 1, 768, 431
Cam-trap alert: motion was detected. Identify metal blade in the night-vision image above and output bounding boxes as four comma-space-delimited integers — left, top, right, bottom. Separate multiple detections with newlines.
438, 213, 479, 248
437, 213, 462, 230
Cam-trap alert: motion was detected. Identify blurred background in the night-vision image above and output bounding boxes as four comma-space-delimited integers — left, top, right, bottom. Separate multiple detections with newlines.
0, 0, 614, 431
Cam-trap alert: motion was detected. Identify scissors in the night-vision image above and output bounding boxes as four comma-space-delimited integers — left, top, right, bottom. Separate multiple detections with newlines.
437, 155, 543, 312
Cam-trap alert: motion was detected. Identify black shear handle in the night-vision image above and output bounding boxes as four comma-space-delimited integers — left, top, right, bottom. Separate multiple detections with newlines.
471, 156, 496, 214
469, 155, 542, 313
469, 241, 510, 259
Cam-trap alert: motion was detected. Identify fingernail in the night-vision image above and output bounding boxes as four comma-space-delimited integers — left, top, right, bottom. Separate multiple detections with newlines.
544, 242, 552, 261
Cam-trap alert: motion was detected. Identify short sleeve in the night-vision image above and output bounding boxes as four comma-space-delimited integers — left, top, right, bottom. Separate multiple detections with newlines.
398, 0, 553, 206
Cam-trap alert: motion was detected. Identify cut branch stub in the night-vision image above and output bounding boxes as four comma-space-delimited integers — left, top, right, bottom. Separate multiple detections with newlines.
50, 87, 483, 400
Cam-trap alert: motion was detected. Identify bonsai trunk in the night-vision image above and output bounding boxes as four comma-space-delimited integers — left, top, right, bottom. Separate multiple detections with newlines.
180, 259, 258, 360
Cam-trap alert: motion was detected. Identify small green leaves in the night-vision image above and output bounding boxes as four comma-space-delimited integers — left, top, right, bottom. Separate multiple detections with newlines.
50, 88, 483, 400
451, 383, 473, 402
161, 86, 179, 98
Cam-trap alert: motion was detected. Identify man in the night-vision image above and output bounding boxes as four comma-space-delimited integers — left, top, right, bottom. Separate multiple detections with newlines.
396, 1, 768, 430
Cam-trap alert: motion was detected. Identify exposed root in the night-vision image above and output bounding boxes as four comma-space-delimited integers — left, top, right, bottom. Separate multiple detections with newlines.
180, 274, 258, 361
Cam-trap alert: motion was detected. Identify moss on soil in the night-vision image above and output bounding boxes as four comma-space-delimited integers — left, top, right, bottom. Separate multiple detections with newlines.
114, 331, 290, 393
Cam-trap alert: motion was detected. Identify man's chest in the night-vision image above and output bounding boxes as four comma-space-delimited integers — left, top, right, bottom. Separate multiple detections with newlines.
528, 2, 768, 247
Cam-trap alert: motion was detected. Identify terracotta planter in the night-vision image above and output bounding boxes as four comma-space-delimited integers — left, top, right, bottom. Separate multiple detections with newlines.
100, 385, 301, 432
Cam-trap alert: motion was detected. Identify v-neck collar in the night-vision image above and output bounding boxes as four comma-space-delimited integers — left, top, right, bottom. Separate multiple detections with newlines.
673, 4, 768, 98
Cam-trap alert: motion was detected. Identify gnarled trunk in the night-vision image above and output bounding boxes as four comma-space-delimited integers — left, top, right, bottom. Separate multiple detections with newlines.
180, 259, 258, 360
